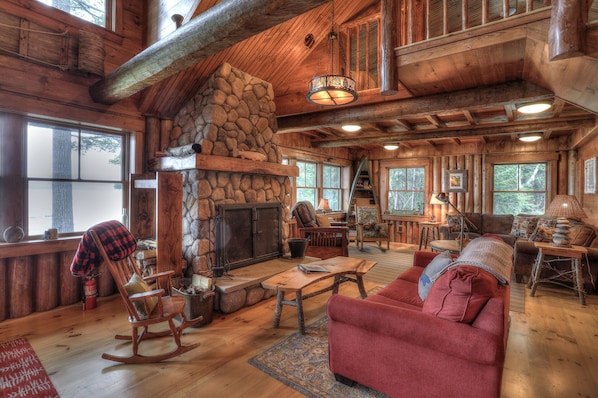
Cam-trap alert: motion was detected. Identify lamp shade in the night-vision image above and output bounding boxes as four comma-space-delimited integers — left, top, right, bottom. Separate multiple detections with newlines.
317, 198, 331, 212
544, 195, 587, 220
430, 193, 445, 205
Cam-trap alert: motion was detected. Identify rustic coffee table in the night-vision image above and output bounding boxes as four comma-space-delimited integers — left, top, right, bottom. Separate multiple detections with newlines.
261, 256, 376, 334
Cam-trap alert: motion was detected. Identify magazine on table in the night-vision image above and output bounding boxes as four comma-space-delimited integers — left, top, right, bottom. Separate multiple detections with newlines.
298, 263, 330, 273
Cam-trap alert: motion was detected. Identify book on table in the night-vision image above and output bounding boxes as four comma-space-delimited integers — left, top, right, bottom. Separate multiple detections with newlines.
298, 263, 330, 273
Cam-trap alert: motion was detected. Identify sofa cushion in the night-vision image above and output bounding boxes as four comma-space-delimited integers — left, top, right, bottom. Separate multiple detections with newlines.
418, 250, 453, 300
422, 265, 498, 323
529, 217, 557, 242
482, 214, 513, 235
510, 215, 539, 239
569, 222, 596, 246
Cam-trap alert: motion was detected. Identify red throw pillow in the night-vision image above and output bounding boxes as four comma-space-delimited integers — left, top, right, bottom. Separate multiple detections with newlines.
422, 265, 498, 323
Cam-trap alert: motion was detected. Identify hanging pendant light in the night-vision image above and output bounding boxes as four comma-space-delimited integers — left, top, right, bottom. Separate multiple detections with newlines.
306, 2, 358, 106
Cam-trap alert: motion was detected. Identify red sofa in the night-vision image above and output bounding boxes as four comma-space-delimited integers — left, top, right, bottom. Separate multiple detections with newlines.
327, 250, 511, 398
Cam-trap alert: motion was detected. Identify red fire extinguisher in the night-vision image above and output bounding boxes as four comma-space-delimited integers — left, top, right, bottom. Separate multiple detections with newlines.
83, 277, 97, 310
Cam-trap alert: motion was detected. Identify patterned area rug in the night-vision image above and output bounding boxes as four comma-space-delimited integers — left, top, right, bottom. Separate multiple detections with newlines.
248, 316, 388, 398
0, 337, 59, 398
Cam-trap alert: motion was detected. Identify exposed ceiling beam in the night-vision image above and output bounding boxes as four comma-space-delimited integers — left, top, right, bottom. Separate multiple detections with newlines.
89, 0, 330, 104
312, 118, 596, 147
276, 82, 553, 132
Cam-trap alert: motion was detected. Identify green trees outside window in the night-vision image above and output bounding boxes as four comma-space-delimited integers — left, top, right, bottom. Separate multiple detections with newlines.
493, 163, 547, 215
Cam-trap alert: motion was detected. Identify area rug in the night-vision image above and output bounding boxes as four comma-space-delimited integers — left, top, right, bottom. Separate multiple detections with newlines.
0, 337, 59, 398
248, 316, 388, 398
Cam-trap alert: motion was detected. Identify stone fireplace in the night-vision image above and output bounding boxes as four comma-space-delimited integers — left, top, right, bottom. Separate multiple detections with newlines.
163, 62, 295, 277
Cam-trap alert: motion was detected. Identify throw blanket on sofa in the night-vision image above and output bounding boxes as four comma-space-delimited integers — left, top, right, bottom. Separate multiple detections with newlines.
445, 237, 514, 284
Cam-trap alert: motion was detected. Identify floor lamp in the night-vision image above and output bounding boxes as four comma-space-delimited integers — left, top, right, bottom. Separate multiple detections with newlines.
435, 192, 478, 252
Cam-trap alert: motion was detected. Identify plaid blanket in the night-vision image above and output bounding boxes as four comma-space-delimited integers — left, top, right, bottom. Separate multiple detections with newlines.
70, 220, 137, 276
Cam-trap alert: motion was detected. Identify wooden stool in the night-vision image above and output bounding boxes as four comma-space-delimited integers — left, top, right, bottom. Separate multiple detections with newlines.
418, 221, 440, 250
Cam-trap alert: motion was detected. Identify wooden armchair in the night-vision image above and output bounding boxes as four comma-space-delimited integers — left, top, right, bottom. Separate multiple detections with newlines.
291, 201, 349, 259
355, 205, 390, 251
85, 220, 201, 364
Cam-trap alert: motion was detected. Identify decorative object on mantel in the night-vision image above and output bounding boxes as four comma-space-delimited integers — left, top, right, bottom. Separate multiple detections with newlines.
544, 194, 588, 247
164, 143, 201, 157
3, 226, 24, 243
238, 150, 267, 161
306, 1, 358, 106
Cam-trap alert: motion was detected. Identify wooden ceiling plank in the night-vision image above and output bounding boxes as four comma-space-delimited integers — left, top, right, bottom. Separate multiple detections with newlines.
90, 0, 331, 104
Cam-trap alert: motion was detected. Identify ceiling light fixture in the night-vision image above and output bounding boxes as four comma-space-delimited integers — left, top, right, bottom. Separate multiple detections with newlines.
516, 101, 552, 114
306, 2, 357, 106
383, 144, 399, 150
518, 133, 543, 142
341, 124, 361, 132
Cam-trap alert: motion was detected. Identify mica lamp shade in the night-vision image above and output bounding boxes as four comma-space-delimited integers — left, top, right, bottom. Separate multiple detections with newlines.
544, 195, 587, 247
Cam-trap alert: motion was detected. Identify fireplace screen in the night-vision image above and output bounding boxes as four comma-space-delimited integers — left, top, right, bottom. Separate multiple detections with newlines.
216, 202, 282, 270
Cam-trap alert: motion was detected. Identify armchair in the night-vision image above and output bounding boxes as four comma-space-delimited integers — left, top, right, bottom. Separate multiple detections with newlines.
355, 205, 390, 251
291, 201, 348, 259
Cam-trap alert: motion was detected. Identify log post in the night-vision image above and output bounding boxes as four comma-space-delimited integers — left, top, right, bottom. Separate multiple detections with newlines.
548, 0, 586, 61
35, 253, 59, 312
8, 256, 34, 318
380, 0, 399, 95
60, 250, 80, 306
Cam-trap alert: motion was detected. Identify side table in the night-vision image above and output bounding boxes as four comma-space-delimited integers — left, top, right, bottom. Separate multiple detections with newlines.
528, 242, 588, 305
418, 221, 440, 250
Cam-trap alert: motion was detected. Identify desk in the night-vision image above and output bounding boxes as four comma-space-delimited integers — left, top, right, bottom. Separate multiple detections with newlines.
261, 256, 376, 334
529, 242, 587, 305
418, 221, 440, 250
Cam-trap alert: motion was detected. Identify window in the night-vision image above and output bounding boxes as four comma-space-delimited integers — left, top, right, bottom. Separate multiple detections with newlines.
296, 161, 317, 206
493, 163, 547, 215
26, 121, 125, 235
387, 167, 425, 213
322, 164, 341, 211
36, 0, 111, 29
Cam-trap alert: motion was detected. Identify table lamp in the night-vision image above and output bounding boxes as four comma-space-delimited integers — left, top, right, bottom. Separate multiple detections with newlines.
544, 194, 587, 247
429, 193, 444, 221
317, 198, 331, 213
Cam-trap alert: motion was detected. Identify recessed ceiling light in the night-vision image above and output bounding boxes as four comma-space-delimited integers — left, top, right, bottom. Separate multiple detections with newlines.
341, 125, 361, 132
383, 144, 399, 150
519, 133, 543, 142
516, 101, 552, 114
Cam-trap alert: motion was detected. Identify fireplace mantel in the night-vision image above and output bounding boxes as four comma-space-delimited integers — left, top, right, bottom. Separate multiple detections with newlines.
156, 154, 299, 177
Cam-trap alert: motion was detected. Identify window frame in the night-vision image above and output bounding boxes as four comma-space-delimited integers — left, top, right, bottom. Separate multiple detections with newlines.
35, 0, 115, 30
491, 162, 548, 215
386, 166, 426, 214
293, 158, 348, 211
380, 158, 432, 214
24, 118, 129, 238
485, 153, 558, 214
322, 163, 342, 211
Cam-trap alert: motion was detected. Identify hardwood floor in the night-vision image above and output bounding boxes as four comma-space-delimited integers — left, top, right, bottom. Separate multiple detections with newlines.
1, 274, 597, 397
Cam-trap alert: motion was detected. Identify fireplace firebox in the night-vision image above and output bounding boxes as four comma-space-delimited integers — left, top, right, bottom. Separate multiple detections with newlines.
215, 202, 282, 271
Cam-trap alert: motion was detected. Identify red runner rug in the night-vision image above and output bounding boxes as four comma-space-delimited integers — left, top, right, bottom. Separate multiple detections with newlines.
0, 337, 59, 398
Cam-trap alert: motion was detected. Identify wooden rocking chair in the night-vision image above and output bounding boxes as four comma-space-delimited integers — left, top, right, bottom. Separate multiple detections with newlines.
88, 223, 201, 364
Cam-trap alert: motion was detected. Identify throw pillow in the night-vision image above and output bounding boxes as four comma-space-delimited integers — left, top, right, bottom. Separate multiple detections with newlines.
529, 217, 557, 242
316, 214, 331, 227
568, 223, 596, 246
422, 265, 498, 323
510, 215, 539, 239
446, 214, 462, 233
124, 273, 159, 319
418, 250, 453, 300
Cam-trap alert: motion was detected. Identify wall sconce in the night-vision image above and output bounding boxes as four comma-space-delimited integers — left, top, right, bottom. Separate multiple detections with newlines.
516, 101, 552, 114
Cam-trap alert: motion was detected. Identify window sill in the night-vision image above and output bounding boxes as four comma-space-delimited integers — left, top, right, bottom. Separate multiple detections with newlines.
0, 237, 81, 259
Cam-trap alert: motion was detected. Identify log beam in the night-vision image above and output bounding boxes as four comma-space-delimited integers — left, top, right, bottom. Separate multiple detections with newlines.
313, 118, 596, 148
548, 0, 586, 61
90, 0, 330, 104
277, 81, 553, 132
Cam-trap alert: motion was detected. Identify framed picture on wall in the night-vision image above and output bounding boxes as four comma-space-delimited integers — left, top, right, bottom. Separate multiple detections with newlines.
585, 157, 596, 194
443, 169, 467, 193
